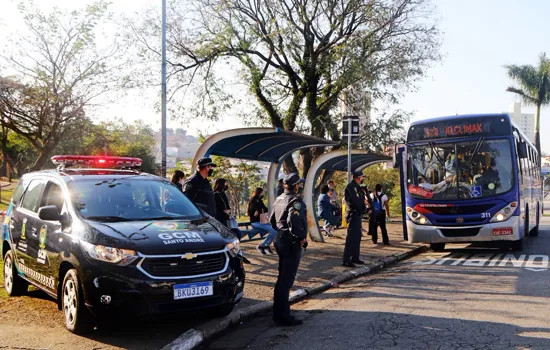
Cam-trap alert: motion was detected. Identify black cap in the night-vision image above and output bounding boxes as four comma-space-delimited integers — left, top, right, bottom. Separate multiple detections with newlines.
284, 173, 305, 186
197, 157, 217, 167
352, 170, 364, 177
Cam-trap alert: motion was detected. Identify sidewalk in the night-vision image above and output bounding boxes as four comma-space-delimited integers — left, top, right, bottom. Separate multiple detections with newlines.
162, 222, 426, 349
237, 222, 417, 308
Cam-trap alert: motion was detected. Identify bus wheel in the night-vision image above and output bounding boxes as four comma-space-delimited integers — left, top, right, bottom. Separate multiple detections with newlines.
510, 238, 523, 251
530, 204, 540, 237
430, 243, 445, 252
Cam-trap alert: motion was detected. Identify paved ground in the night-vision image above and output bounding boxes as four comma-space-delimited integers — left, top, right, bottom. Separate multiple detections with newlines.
0, 222, 418, 349
201, 207, 550, 350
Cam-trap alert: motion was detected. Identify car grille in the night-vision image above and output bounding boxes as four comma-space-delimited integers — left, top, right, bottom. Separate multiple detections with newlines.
440, 228, 481, 237
140, 252, 227, 278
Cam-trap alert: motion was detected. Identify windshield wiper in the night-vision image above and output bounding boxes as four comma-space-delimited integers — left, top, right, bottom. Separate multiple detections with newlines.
85, 216, 130, 222
140, 215, 187, 221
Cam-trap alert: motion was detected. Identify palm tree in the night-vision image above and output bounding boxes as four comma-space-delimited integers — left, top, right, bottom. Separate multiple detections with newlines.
505, 53, 550, 166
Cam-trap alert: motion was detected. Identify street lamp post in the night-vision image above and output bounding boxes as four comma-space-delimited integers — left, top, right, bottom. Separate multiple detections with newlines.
161, 0, 167, 178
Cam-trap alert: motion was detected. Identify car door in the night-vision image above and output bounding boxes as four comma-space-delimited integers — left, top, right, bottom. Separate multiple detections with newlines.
15, 178, 48, 285
34, 180, 68, 291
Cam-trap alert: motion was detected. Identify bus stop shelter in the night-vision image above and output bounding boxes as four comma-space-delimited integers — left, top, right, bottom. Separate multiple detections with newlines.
303, 150, 392, 242
192, 127, 338, 210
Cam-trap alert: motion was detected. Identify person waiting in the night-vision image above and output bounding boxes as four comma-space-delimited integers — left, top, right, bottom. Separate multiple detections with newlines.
171, 170, 185, 192
318, 185, 340, 237
248, 187, 278, 255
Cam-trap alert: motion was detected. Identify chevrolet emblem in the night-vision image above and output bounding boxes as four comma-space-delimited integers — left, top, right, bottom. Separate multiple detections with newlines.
456, 217, 464, 224
181, 253, 197, 260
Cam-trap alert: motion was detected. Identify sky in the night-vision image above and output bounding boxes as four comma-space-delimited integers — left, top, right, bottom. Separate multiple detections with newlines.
1, 0, 549, 153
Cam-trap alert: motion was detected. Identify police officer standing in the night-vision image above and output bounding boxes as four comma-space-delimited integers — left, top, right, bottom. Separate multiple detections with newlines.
183, 157, 217, 217
270, 173, 308, 326
342, 170, 366, 267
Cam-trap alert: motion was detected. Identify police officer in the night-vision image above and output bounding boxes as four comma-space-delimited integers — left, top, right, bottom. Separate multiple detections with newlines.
342, 170, 366, 267
183, 157, 217, 217
270, 173, 308, 326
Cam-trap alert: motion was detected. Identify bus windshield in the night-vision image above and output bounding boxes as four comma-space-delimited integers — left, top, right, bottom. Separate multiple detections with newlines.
407, 138, 514, 200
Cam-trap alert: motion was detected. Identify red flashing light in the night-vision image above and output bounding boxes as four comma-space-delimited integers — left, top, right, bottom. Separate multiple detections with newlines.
51, 155, 143, 169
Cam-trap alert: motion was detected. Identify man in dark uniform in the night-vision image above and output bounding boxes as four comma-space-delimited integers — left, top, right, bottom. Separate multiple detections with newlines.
342, 170, 366, 267
183, 157, 217, 217
270, 173, 308, 326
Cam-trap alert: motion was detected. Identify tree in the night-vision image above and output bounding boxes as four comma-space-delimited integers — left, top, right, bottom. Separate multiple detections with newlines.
128, 0, 441, 176
0, 1, 123, 170
505, 53, 550, 165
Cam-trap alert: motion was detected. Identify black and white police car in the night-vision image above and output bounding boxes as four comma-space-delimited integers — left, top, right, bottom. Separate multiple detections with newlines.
1, 155, 245, 333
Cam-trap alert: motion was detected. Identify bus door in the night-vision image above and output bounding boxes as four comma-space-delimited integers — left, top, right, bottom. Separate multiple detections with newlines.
394, 144, 408, 240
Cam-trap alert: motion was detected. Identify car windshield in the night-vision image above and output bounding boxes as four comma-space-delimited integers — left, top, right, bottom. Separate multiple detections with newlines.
68, 178, 202, 221
406, 138, 514, 200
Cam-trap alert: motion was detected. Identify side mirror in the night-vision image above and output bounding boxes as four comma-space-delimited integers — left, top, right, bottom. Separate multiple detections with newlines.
38, 205, 61, 221
517, 142, 528, 159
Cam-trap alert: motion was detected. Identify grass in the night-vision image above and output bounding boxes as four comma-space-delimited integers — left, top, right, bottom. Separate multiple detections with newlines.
0, 182, 16, 212
0, 256, 6, 299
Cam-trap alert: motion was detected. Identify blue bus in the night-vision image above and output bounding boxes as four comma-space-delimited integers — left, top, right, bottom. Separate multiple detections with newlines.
396, 114, 542, 251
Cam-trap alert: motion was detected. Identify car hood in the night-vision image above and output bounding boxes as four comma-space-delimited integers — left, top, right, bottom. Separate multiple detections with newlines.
83, 218, 236, 255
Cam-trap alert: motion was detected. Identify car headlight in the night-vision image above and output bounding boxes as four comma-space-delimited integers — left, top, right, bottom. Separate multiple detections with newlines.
226, 239, 240, 258
81, 241, 138, 265
490, 202, 518, 223
406, 207, 432, 225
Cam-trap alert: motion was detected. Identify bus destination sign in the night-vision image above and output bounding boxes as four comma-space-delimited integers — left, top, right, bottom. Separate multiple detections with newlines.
407, 116, 511, 142
422, 122, 488, 139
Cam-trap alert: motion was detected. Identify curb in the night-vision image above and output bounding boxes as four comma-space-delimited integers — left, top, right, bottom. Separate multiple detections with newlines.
161, 244, 428, 350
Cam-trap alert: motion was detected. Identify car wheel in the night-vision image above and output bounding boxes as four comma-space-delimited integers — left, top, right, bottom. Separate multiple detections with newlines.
430, 243, 445, 252
62, 269, 92, 334
210, 304, 234, 318
3, 250, 28, 296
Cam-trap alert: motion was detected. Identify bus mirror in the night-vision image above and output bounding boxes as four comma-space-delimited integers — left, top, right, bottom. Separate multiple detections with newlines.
517, 142, 528, 159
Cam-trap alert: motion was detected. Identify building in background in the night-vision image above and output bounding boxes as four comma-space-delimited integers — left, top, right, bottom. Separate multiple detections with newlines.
506, 102, 535, 142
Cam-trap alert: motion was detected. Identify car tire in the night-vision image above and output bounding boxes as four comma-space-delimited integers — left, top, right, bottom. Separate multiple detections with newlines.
430, 243, 445, 252
3, 250, 28, 296
62, 269, 92, 334
210, 304, 234, 318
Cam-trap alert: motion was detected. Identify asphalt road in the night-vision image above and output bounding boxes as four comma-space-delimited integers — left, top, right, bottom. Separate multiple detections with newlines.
202, 215, 550, 350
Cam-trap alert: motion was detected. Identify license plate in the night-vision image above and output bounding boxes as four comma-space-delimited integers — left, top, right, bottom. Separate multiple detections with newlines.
173, 281, 213, 300
492, 227, 513, 236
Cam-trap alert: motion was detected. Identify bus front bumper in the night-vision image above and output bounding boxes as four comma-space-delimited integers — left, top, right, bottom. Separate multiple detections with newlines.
407, 215, 521, 244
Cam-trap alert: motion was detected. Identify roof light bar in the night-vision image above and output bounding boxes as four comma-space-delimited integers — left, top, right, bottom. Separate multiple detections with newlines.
51, 155, 143, 169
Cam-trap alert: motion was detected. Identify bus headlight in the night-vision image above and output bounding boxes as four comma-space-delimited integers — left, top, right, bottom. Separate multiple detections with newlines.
406, 207, 431, 225
490, 202, 518, 223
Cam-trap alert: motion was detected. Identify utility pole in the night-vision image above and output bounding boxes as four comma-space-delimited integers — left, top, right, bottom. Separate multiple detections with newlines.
342, 116, 360, 182
160, 0, 167, 178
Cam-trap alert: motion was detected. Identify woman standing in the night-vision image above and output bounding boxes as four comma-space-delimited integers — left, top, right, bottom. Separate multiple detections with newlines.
171, 170, 185, 191
213, 178, 232, 227
248, 187, 278, 255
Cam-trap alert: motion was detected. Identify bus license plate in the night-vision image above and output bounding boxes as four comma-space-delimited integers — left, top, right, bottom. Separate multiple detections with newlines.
492, 228, 513, 236
173, 282, 213, 300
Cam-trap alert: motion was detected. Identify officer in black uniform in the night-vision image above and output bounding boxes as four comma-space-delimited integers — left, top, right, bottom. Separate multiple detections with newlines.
183, 157, 217, 217
270, 173, 308, 326
342, 170, 366, 267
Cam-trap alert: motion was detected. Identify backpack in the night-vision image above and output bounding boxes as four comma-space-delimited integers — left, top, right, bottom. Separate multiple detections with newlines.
372, 193, 384, 215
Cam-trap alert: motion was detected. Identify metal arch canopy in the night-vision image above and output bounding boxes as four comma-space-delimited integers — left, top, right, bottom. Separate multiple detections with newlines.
192, 128, 338, 170
303, 150, 392, 242
191, 127, 339, 210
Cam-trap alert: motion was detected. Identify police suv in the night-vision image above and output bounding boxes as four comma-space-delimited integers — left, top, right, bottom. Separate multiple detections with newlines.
1, 156, 245, 333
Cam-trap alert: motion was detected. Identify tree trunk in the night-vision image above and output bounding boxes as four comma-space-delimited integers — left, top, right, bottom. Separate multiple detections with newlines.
31, 148, 54, 171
